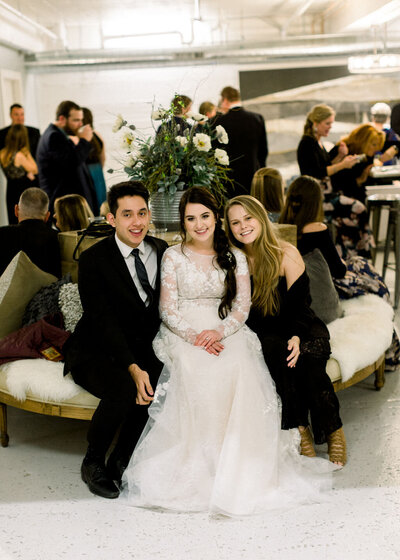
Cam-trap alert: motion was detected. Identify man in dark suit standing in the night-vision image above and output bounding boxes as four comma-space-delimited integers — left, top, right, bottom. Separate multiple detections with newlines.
0, 187, 60, 277
214, 86, 268, 198
36, 100, 97, 216
0, 103, 41, 158
63, 181, 168, 499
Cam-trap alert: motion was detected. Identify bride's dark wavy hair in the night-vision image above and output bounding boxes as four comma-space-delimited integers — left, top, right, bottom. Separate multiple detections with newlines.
179, 186, 237, 319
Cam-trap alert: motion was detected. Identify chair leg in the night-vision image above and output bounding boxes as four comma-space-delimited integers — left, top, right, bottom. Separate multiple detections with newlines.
374, 359, 386, 391
371, 206, 381, 266
382, 216, 394, 282
393, 208, 400, 309
0, 402, 9, 447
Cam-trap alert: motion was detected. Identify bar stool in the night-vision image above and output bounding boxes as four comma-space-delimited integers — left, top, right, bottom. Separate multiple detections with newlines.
368, 194, 400, 308
367, 194, 394, 265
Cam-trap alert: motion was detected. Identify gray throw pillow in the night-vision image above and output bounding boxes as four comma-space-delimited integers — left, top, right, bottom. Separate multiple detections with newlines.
303, 248, 343, 324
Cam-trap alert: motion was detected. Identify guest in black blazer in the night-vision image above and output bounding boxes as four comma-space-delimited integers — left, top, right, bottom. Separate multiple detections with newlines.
63, 181, 168, 499
36, 100, 97, 216
213, 86, 268, 198
0, 187, 60, 277
0, 103, 41, 158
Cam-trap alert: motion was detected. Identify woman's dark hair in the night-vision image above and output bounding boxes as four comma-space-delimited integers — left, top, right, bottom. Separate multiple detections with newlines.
179, 186, 237, 319
279, 175, 324, 239
82, 106, 102, 160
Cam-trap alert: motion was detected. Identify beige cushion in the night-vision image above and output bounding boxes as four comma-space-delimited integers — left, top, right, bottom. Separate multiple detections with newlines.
0, 251, 57, 340
326, 357, 341, 383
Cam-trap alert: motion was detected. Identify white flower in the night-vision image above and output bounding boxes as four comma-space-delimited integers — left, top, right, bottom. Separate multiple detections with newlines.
151, 109, 168, 121
215, 125, 228, 144
193, 133, 212, 152
175, 135, 188, 147
186, 111, 208, 122
214, 148, 229, 165
112, 114, 126, 133
124, 154, 137, 167
120, 131, 136, 151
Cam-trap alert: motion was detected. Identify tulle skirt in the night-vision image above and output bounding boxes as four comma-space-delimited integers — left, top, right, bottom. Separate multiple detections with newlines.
121, 304, 335, 517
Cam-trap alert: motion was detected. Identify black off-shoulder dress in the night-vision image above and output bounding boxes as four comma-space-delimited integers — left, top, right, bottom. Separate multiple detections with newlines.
247, 271, 342, 444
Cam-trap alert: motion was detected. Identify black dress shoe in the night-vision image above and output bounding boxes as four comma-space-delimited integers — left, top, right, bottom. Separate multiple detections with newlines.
81, 457, 120, 499
107, 455, 129, 485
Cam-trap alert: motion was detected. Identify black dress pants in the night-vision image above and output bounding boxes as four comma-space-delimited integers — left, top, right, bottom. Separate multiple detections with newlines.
71, 357, 160, 460
260, 334, 342, 444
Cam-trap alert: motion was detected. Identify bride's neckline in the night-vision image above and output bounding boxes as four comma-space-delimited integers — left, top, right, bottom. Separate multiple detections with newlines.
183, 244, 216, 257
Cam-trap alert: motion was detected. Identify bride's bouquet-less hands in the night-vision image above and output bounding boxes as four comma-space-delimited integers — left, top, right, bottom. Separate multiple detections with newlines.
110, 99, 232, 206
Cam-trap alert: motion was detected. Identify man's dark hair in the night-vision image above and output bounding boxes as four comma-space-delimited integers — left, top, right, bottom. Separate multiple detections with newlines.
56, 100, 81, 120
220, 86, 241, 102
10, 103, 23, 113
107, 181, 150, 216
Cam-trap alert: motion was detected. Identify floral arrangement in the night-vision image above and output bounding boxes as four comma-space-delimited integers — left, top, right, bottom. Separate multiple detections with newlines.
111, 100, 231, 204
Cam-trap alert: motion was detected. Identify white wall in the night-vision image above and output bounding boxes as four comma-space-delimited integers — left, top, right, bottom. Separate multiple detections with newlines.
30, 63, 239, 187
0, 45, 26, 226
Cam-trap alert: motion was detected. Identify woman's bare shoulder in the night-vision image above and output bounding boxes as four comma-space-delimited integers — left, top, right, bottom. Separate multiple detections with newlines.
302, 222, 327, 233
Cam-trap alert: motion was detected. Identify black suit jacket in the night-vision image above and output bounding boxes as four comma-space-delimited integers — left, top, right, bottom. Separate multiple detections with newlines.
0, 219, 61, 277
214, 107, 268, 197
37, 124, 97, 214
63, 234, 168, 384
0, 125, 41, 159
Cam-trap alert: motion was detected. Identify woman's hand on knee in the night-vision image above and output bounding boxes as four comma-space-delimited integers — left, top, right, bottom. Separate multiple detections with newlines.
287, 336, 300, 368
194, 329, 222, 351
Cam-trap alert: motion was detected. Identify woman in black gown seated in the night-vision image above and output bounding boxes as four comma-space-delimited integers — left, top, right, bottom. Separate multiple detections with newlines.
297, 105, 373, 259
225, 195, 347, 466
279, 175, 400, 370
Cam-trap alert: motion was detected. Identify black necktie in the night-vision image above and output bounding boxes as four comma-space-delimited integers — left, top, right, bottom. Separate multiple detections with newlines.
131, 248, 154, 305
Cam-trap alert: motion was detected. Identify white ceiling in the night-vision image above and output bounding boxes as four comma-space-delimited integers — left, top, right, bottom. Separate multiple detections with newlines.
2, 0, 400, 66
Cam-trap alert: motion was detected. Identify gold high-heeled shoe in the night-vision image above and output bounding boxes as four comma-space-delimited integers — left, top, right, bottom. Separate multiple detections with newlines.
299, 426, 316, 458
327, 427, 347, 466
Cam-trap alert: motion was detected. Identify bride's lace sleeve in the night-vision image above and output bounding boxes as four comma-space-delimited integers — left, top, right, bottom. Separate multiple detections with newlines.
159, 249, 198, 344
216, 249, 251, 339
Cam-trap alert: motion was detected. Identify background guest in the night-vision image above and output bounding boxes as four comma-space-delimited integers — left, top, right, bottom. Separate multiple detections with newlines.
297, 105, 373, 259
213, 86, 268, 198
37, 100, 97, 216
0, 124, 38, 224
279, 175, 400, 370
370, 102, 399, 165
82, 107, 107, 208
54, 194, 94, 232
250, 167, 284, 222
198, 101, 217, 120
0, 187, 60, 277
0, 103, 40, 158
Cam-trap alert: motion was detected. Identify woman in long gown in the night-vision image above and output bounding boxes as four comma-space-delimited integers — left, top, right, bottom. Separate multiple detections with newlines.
122, 186, 334, 517
225, 195, 346, 466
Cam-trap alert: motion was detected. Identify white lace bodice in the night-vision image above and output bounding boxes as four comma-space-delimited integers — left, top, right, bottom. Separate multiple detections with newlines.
159, 244, 250, 344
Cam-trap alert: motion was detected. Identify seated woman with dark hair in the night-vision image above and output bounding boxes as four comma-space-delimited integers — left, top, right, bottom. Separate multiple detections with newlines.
279, 175, 399, 370
250, 167, 284, 222
54, 194, 94, 232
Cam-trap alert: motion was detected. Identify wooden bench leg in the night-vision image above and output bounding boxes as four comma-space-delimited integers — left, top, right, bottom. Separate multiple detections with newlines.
374, 359, 386, 391
0, 402, 9, 447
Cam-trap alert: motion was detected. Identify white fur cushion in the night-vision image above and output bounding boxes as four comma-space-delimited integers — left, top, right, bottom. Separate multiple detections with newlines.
328, 294, 394, 382
3, 359, 80, 402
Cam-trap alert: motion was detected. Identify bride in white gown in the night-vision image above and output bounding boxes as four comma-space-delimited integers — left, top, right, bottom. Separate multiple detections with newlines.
122, 187, 334, 516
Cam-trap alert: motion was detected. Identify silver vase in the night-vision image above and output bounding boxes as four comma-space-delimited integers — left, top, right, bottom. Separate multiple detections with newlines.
150, 191, 185, 232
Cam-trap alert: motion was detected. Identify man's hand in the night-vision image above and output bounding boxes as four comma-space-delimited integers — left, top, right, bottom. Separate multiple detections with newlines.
128, 363, 154, 405
77, 124, 93, 142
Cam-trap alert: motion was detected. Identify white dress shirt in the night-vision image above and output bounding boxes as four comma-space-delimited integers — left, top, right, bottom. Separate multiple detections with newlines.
114, 235, 157, 306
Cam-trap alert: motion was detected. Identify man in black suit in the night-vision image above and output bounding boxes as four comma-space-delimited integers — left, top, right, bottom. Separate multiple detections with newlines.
36, 100, 97, 216
214, 86, 268, 198
0, 187, 60, 277
0, 103, 41, 158
63, 181, 168, 499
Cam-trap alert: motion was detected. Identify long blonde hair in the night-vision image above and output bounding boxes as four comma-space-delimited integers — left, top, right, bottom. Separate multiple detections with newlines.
341, 123, 385, 154
303, 104, 335, 137
225, 195, 283, 316
54, 194, 94, 232
250, 167, 284, 214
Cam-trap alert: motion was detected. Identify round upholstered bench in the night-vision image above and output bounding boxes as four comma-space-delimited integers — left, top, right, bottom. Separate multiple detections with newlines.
0, 360, 99, 447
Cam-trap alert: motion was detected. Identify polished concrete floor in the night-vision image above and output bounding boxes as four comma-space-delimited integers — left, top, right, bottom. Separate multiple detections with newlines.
1, 258, 400, 560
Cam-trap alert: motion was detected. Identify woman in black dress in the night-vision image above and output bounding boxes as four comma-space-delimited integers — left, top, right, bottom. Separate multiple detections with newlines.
225, 195, 347, 466
297, 105, 373, 259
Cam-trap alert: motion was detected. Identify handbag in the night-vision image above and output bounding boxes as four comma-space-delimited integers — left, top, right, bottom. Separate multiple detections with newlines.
72, 220, 114, 261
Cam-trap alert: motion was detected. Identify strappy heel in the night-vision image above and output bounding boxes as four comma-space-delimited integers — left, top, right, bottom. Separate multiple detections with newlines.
299, 426, 316, 458
327, 427, 347, 466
